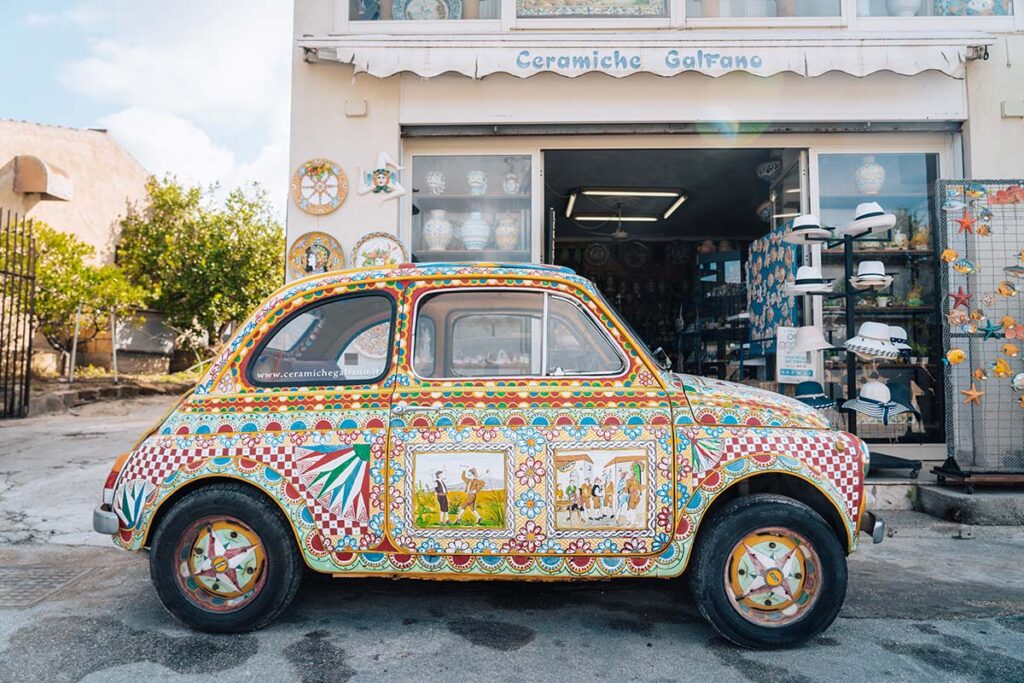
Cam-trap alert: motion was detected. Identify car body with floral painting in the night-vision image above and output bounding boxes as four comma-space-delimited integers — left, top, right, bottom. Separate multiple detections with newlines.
94, 262, 883, 648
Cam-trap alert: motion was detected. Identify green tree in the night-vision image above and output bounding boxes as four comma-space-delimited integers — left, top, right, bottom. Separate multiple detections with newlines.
117, 176, 285, 351
32, 223, 147, 357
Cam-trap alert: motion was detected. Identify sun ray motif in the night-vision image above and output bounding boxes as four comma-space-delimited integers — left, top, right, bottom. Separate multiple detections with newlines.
296, 445, 371, 519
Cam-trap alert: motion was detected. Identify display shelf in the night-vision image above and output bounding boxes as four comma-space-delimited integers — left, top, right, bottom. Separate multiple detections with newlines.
412, 248, 531, 261
821, 306, 933, 316
821, 249, 934, 257
414, 194, 530, 202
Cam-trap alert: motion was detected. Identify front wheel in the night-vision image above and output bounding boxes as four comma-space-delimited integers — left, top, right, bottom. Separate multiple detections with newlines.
690, 494, 847, 649
150, 482, 303, 633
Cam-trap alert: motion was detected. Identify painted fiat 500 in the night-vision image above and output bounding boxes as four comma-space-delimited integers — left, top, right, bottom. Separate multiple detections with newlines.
94, 263, 883, 648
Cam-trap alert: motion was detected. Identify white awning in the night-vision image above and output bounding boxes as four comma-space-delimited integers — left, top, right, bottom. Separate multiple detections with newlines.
299, 31, 992, 80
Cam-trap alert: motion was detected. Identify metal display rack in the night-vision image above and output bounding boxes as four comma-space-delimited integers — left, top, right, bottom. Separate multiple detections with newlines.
934, 180, 1024, 493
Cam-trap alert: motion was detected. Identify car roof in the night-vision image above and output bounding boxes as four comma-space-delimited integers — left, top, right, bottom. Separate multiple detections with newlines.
289, 261, 578, 287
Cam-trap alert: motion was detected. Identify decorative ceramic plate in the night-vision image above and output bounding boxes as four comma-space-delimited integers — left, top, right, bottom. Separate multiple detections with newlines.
667, 240, 688, 265
288, 231, 345, 280
352, 231, 407, 268
393, 0, 462, 20
622, 241, 649, 269
291, 158, 348, 216
583, 242, 610, 267
352, 321, 390, 359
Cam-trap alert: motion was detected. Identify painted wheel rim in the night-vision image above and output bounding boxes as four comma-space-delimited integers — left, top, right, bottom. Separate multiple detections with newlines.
174, 516, 267, 612
724, 526, 821, 627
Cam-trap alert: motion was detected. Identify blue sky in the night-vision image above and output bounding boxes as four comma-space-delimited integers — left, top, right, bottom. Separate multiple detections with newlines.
1, 1, 292, 210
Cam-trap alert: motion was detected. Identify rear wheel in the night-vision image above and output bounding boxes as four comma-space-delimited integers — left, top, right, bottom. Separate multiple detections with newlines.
690, 494, 847, 649
150, 482, 303, 633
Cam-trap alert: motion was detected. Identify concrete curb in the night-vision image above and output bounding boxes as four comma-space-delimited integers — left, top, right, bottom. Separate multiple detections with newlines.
917, 485, 1024, 526
28, 381, 191, 417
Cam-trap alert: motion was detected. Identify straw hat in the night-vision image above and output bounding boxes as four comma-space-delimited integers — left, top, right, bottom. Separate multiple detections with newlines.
838, 202, 896, 237
849, 261, 894, 290
888, 325, 912, 351
782, 214, 833, 246
794, 381, 837, 410
785, 265, 834, 295
842, 381, 910, 425
793, 325, 835, 353
845, 321, 900, 359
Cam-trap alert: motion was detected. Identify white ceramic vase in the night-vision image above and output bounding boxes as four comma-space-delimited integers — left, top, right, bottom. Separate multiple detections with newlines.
886, 0, 921, 15
494, 214, 520, 250
855, 156, 886, 195
460, 211, 491, 250
466, 170, 488, 195
423, 209, 453, 251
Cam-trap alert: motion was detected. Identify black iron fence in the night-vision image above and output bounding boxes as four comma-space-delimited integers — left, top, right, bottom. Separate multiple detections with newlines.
0, 210, 36, 418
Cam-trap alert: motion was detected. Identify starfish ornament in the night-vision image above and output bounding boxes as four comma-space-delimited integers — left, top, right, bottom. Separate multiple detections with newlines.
978, 320, 1004, 340
956, 214, 975, 234
961, 383, 985, 406
949, 286, 972, 310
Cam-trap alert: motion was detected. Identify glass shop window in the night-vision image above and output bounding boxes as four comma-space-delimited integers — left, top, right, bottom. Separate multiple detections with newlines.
858, 0, 1011, 17
685, 0, 840, 17
517, 0, 668, 18
249, 294, 394, 387
413, 290, 625, 378
350, 0, 502, 21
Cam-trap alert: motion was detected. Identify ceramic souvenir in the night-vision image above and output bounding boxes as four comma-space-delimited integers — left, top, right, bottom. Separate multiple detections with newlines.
886, 0, 922, 15
854, 156, 886, 195
291, 158, 348, 215
422, 209, 454, 251
352, 231, 407, 268
466, 170, 488, 195
94, 262, 881, 649
503, 172, 521, 195
393, 0, 463, 20
287, 231, 345, 280
424, 170, 446, 195
460, 211, 491, 250
494, 214, 520, 250
755, 159, 782, 183
583, 242, 610, 267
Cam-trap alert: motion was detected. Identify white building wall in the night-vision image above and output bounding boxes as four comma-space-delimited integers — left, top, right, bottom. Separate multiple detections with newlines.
964, 34, 1024, 179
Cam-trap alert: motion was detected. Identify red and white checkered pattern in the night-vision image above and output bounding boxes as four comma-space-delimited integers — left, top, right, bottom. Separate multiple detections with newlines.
121, 444, 368, 539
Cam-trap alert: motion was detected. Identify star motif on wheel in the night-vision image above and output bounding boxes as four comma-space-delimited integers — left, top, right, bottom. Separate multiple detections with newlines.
960, 383, 985, 406
948, 286, 972, 310
978, 320, 1003, 340
956, 214, 975, 234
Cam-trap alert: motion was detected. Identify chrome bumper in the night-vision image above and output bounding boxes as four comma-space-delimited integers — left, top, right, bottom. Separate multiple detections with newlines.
93, 505, 120, 535
860, 510, 885, 544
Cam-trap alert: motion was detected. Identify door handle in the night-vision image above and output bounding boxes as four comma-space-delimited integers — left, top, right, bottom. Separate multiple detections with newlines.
392, 403, 433, 414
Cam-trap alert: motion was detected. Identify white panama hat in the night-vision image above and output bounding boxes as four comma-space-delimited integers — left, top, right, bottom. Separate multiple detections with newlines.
842, 381, 910, 425
785, 265, 835, 296
849, 260, 894, 290
888, 325, 913, 351
793, 325, 835, 354
845, 321, 900, 359
782, 214, 833, 246
839, 202, 897, 237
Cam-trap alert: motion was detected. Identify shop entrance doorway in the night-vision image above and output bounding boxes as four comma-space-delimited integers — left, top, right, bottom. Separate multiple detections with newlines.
544, 147, 807, 377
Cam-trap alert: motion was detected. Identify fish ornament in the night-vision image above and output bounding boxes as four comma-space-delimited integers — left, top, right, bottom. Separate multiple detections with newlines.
1004, 265, 1024, 279
952, 258, 979, 275
1013, 372, 1024, 392
942, 199, 967, 212
973, 367, 988, 381
997, 280, 1019, 297
1002, 342, 1020, 358
989, 358, 1013, 379
945, 349, 966, 365
977, 223, 992, 237
940, 248, 959, 263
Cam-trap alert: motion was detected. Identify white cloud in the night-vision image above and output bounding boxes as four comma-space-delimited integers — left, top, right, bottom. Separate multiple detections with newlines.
49, 0, 292, 215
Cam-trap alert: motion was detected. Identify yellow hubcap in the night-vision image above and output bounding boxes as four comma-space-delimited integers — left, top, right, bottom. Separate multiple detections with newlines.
725, 527, 821, 626
185, 519, 266, 600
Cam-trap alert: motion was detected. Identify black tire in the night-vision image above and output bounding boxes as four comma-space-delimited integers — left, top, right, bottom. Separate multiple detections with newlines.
690, 494, 847, 649
150, 482, 303, 633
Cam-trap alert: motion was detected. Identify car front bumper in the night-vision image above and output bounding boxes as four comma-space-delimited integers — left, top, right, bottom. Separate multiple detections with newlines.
93, 504, 119, 535
860, 510, 886, 544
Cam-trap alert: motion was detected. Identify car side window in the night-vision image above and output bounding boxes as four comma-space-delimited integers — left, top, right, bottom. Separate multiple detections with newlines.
248, 294, 395, 387
413, 289, 625, 379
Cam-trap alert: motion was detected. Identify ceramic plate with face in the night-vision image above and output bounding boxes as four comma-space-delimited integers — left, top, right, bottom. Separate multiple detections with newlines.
353, 232, 407, 268
393, 0, 462, 20
288, 231, 345, 280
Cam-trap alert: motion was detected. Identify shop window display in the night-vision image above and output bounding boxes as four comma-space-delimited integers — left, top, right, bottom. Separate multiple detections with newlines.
686, 0, 840, 18
857, 0, 1011, 16
517, 0, 667, 17
818, 152, 943, 443
411, 155, 532, 263
349, 0, 501, 20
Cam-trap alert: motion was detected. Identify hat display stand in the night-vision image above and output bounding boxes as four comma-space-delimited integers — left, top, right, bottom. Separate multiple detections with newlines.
803, 211, 922, 478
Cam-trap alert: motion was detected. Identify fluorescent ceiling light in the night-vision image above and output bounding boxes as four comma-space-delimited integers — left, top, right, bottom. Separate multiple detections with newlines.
575, 215, 658, 222
582, 189, 681, 198
785, 188, 802, 194
774, 212, 801, 218
663, 195, 688, 219
565, 192, 577, 218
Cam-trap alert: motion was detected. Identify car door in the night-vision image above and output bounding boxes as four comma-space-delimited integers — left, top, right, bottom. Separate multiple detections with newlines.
385, 276, 675, 566
243, 290, 399, 555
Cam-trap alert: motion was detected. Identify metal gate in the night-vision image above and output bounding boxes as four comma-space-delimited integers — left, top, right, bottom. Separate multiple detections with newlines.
0, 210, 36, 418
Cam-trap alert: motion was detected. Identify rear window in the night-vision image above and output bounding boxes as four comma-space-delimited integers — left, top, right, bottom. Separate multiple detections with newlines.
248, 294, 395, 387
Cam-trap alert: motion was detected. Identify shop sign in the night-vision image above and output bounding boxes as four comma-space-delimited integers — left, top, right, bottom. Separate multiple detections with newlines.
775, 326, 819, 385
513, 48, 765, 76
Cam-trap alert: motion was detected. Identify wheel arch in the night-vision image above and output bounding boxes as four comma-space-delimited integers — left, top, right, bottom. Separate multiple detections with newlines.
691, 471, 853, 554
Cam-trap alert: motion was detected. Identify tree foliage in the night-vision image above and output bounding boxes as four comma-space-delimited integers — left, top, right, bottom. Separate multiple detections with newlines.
117, 176, 285, 350
33, 223, 148, 355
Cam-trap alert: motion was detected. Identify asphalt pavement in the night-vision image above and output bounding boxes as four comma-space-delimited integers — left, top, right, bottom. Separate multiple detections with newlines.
1, 396, 1023, 682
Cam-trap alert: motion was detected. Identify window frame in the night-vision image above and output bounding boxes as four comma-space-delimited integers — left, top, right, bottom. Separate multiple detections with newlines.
246, 292, 397, 389
410, 287, 630, 382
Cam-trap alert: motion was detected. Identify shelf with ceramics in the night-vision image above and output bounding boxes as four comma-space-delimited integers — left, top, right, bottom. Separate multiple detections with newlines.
411, 154, 532, 262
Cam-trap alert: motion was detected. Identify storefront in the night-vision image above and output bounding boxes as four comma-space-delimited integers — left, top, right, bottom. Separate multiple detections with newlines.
288, 3, 1013, 449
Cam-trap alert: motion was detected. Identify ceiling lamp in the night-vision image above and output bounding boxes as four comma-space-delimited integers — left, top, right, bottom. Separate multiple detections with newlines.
575, 215, 658, 222
566, 187, 688, 223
